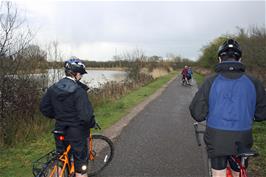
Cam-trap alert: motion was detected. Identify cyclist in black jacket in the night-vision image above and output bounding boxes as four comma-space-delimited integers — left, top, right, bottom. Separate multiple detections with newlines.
189, 39, 266, 177
40, 58, 95, 177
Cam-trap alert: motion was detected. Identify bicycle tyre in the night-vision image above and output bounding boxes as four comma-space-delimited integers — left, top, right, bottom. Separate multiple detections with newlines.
87, 134, 114, 176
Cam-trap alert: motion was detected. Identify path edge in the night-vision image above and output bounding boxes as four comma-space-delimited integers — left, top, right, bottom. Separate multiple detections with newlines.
103, 76, 176, 140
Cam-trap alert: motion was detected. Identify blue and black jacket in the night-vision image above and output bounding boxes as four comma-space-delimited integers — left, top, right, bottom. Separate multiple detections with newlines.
189, 62, 266, 157
40, 77, 95, 140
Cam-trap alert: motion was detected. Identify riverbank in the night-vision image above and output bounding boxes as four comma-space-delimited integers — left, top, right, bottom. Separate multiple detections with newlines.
87, 67, 126, 71
0, 71, 177, 177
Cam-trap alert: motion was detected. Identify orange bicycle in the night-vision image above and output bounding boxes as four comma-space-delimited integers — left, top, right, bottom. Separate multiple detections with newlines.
32, 123, 114, 177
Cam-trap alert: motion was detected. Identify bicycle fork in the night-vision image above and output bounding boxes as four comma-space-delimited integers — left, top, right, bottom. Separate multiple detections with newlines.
56, 145, 75, 177
88, 130, 95, 161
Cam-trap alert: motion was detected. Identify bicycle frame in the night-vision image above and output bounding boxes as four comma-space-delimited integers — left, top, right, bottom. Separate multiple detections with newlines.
32, 123, 113, 177
89, 129, 95, 161
49, 144, 74, 177
59, 145, 75, 176
50, 128, 96, 177
226, 155, 248, 177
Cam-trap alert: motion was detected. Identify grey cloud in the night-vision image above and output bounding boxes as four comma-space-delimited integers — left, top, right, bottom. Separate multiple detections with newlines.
39, 1, 265, 59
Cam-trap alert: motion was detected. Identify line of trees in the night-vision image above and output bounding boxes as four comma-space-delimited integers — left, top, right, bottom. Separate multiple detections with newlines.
0, 2, 45, 146
0, 2, 66, 146
197, 26, 266, 85
44, 53, 194, 70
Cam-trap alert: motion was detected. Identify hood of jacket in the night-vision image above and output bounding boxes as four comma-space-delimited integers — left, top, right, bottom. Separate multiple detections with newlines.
215, 61, 245, 73
51, 77, 78, 101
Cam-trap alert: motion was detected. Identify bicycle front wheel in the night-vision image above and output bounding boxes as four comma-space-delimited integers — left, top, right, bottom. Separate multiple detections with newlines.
87, 134, 114, 176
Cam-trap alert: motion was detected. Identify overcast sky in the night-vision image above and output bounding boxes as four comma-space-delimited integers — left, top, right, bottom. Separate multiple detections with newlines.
17, 0, 265, 61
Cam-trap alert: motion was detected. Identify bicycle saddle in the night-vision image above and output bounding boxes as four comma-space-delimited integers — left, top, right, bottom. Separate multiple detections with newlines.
52, 130, 64, 135
235, 142, 258, 158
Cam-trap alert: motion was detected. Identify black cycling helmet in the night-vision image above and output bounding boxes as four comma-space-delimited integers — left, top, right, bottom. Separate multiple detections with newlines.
64, 57, 87, 74
218, 39, 242, 60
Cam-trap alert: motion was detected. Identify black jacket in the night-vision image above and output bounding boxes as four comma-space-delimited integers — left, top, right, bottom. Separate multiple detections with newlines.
40, 77, 95, 139
189, 62, 266, 157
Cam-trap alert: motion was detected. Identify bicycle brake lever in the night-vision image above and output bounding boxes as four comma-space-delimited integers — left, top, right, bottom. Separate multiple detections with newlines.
193, 122, 202, 146
95, 123, 101, 130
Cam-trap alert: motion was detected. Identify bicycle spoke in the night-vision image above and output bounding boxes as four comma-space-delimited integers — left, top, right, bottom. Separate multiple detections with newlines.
87, 135, 114, 176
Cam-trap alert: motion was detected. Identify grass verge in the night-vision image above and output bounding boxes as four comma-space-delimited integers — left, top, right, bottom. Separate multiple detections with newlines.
193, 72, 205, 86
193, 72, 266, 177
250, 121, 266, 177
94, 72, 176, 130
0, 72, 176, 177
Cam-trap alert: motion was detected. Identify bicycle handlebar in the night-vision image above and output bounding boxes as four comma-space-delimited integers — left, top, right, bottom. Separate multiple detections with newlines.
193, 122, 205, 146
94, 122, 101, 130
193, 122, 258, 169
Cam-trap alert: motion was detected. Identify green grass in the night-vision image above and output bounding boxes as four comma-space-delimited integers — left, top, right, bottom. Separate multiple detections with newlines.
0, 72, 176, 177
193, 72, 205, 86
193, 72, 266, 177
0, 133, 54, 177
94, 72, 176, 130
250, 121, 266, 177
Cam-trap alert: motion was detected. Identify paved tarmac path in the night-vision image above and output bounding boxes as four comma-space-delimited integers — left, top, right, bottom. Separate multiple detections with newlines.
97, 77, 208, 177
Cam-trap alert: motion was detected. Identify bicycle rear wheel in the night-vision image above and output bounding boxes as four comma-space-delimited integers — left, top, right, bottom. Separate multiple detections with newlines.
87, 134, 114, 176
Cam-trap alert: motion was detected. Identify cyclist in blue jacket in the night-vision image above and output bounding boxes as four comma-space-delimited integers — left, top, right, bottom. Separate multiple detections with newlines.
189, 39, 266, 177
40, 58, 95, 177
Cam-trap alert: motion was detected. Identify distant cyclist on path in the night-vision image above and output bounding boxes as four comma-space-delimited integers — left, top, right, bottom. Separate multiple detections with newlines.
189, 39, 266, 177
187, 66, 193, 84
181, 65, 189, 85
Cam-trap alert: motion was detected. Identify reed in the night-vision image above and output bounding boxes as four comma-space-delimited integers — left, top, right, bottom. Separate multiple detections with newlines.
0, 72, 154, 147
89, 73, 154, 108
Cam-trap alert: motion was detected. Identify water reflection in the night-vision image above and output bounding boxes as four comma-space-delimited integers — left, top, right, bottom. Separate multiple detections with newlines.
45, 69, 128, 88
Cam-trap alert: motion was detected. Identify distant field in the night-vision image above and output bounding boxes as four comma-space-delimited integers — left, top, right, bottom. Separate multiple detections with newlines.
86, 67, 127, 71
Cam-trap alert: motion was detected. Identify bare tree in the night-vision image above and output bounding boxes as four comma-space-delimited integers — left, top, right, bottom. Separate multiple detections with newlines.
0, 2, 38, 146
0, 2, 33, 72
122, 49, 150, 81
46, 40, 64, 84
47, 40, 63, 61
